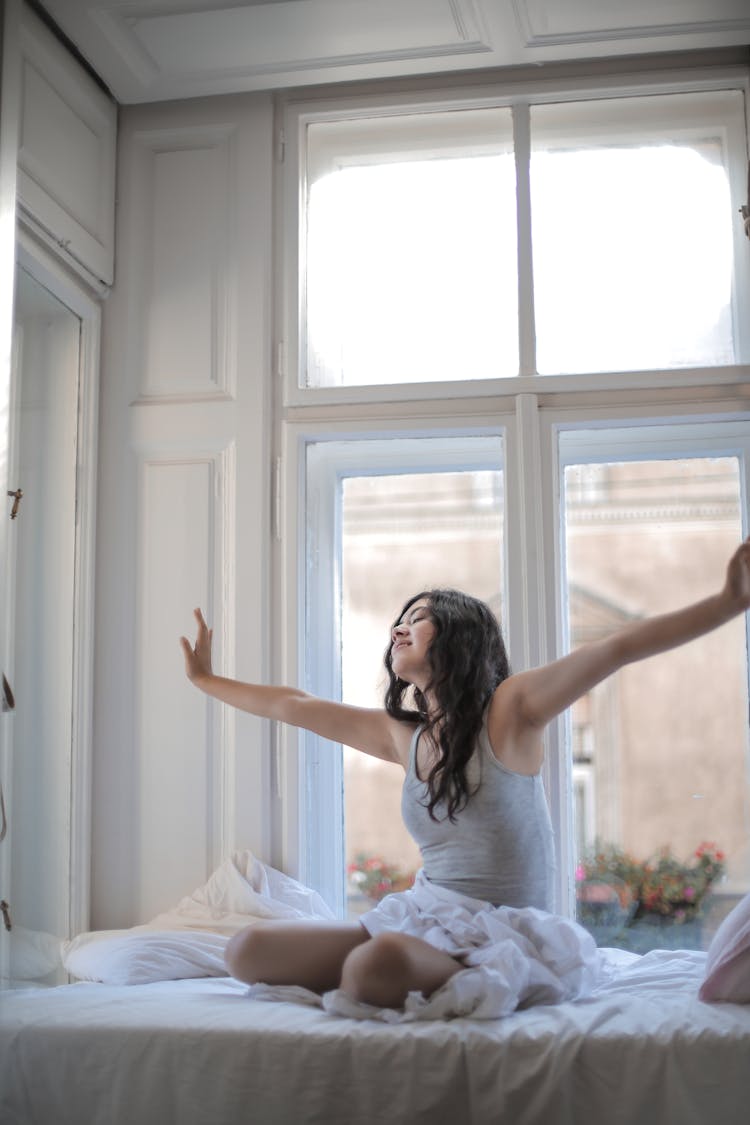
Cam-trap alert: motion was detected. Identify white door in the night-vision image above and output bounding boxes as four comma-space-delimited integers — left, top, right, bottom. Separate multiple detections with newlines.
0, 265, 81, 987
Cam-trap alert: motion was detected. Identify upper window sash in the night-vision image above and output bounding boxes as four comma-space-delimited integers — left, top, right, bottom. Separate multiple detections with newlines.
530, 90, 750, 376
279, 64, 750, 407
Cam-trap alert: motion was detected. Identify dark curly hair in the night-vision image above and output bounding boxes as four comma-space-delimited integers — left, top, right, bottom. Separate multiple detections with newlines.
383, 588, 511, 822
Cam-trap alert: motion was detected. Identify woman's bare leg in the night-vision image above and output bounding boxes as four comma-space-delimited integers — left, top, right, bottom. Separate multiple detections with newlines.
225, 920, 369, 993
340, 931, 463, 1009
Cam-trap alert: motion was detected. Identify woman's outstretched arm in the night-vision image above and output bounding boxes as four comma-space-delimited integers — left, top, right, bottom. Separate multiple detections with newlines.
504, 535, 750, 734
180, 608, 403, 762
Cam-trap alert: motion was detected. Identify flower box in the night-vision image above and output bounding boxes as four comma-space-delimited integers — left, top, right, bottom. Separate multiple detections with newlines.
576, 840, 725, 953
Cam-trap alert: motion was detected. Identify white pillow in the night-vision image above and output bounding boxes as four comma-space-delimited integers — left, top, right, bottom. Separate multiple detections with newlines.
699, 893, 750, 1003
60, 851, 335, 986
62, 929, 230, 986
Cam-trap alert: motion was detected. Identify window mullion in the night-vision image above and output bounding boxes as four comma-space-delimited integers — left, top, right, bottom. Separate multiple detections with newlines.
508, 392, 547, 668
508, 393, 572, 913
299, 446, 346, 913
512, 103, 536, 378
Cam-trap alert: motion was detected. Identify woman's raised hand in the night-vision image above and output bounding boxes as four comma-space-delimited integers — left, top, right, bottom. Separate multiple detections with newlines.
180, 608, 213, 683
723, 536, 750, 613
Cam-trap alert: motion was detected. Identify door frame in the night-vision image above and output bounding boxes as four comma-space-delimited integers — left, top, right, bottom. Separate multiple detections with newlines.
0, 0, 21, 984
10, 229, 101, 940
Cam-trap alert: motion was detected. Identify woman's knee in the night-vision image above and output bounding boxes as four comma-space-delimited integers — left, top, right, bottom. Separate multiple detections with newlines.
340, 932, 413, 1005
225, 922, 277, 983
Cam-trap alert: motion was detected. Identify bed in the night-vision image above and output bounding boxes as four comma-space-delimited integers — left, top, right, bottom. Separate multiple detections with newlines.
2, 855, 750, 1125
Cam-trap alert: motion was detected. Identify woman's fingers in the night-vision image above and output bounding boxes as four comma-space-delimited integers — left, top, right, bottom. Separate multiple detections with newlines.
180, 609, 214, 680
191, 609, 212, 641
179, 634, 199, 680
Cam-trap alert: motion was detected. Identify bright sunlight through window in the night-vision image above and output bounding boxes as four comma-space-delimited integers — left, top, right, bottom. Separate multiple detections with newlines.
531, 143, 734, 374
306, 154, 518, 386
302, 90, 743, 386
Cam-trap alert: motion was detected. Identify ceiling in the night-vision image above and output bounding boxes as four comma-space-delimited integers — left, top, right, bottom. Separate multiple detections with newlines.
37, 0, 750, 104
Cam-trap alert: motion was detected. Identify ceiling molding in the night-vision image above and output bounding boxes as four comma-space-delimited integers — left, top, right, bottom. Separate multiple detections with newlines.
513, 0, 750, 48
93, 0, 491, 83
37, 1, 750, 104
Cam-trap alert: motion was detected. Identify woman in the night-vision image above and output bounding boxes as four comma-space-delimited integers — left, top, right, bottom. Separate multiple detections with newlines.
181, 538, 750, 1010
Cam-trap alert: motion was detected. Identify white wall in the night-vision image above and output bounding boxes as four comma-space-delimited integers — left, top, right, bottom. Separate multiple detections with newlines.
92, 92, 274, 929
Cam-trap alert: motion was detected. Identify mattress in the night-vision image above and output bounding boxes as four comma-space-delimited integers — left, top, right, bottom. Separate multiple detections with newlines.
2, 949, 750, 1125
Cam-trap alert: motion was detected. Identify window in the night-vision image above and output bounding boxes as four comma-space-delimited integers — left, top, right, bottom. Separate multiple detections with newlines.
531, 92, 745, 375
285, 76, 749, 395
559, 423, 750, 952
301, 435, 504, 913
277, 61, 750, 933
304, 108, 517, 386
341, 468, 504, 916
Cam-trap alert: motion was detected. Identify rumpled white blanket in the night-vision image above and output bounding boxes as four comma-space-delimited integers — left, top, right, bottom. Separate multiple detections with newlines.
252, 869, 600, 1021
63, 851, 601, 1021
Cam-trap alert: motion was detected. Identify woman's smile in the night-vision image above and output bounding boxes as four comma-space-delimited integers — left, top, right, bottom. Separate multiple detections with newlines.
390, 599, 436, 682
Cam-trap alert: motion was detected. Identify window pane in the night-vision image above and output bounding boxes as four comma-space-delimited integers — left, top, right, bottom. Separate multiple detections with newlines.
305, 108, 518, 386
532, 92, 741, 375
341, 470, 504, 916
565, 457, 749, 953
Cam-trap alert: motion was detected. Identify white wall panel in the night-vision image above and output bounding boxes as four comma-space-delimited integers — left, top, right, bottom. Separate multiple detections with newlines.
21, 63, 102, 230
133, 125, 237, 400
93, 93, 272, 929
17, 5, 116, 285
136, 456, 226, 919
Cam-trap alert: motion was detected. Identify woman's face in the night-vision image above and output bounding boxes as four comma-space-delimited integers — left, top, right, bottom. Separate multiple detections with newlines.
390, 598, 436, 687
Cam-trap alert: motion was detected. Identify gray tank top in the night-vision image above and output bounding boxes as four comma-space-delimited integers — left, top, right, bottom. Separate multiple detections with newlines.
401, 717, 555, 909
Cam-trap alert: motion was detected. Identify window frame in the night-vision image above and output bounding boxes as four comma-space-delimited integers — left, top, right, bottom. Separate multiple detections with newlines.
279, 425, 507, 913
277, 58, 750, 407
271, 55, 750, 919
548, 414, 750, 914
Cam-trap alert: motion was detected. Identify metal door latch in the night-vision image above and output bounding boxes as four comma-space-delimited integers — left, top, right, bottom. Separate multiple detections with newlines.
2, 674, 14, 712
7, 489, 23, 519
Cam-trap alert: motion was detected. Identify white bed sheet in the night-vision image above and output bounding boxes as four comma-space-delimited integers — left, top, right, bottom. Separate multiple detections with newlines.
2, 949, 750, 1125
